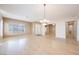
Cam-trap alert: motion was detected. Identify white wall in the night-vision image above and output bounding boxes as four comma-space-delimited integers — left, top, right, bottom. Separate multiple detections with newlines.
77, 20, 79, 41
55, 20, 65, 39
0, 13, 3, 38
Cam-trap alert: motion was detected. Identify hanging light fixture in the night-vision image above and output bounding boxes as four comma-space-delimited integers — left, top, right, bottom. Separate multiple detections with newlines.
40, 4, 50, 25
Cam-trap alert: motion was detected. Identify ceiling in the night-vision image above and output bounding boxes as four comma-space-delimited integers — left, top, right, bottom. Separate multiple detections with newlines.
0, 4, 79, 21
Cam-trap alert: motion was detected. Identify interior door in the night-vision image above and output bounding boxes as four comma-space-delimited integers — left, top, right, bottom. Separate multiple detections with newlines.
66, 21, 77, 41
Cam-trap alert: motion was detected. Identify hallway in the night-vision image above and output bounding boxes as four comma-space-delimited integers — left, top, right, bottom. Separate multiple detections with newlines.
0, 35, 79, 55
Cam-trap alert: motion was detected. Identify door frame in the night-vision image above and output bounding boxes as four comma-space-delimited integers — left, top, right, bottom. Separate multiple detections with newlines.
65, 20, 77, 41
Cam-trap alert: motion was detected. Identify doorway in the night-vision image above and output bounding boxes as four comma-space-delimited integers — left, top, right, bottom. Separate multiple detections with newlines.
45, 24, 56, 38
66, 21, 77, 42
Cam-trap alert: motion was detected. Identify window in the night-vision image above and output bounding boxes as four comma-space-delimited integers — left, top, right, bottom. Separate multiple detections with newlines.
9, 24, 25, 33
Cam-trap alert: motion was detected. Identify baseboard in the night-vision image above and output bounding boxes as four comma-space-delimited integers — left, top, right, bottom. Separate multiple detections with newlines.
3, 33, 31, 38
56, 37, 65, 40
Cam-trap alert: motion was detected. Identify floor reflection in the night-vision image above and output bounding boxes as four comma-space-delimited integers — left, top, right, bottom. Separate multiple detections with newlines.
5, 38, 28, 54
0, 35, 79, 55
0, 36, 30, 55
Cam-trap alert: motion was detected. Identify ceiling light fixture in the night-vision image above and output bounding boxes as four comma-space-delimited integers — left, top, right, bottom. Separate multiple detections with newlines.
40, 4, 50, 25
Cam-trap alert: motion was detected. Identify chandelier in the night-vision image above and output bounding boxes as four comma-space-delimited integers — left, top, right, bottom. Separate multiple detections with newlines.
40, 4, 50, 25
